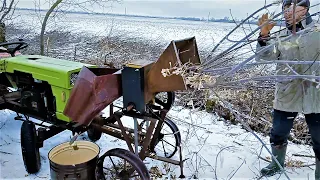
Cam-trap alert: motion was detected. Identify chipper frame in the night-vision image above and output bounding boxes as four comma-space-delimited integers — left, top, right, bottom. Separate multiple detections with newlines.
0, 37, 201, 179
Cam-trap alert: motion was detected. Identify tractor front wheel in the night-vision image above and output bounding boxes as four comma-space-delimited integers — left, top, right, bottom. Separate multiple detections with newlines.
21, 121, 41, 174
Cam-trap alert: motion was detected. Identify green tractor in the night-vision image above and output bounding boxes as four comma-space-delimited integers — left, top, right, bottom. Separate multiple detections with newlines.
0, 40, 103, 173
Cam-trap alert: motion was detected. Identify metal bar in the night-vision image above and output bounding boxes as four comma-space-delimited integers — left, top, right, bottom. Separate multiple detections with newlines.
14, 117, 51, 128
7, 100, 21, 106
91, 123, 127, 141
112, 105, 123, 109
115, 115, 134, 153
133, 117, 139, 155
146, 153, 180, 165
149, 110, 167, 151
120, 110, 154, 120
37, 126, 66, 148
110, 103, 113, 117
138, 117, 156, 160
106, 123, 147, 137
179, 145, 185, 178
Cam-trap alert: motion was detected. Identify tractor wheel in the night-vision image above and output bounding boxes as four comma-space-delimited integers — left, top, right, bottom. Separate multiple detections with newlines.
21, 121, 41, 174
87, 116, 104, 142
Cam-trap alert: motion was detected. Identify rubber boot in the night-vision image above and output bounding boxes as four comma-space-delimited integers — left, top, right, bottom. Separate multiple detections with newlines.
316, 158, 320, 180
260, 144, 287, 176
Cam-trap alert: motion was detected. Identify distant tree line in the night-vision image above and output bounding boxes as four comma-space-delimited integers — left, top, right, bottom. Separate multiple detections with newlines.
15, 7, 289, 26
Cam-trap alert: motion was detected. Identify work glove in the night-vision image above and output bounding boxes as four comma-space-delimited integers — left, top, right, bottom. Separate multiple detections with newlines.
258, 13, 276, 36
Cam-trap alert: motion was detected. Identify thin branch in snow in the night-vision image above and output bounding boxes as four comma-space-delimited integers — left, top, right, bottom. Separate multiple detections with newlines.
292, 154, 315, 159
214, 145, 236, 180
212, 90, 291, 180
228, 158, 246, 180
0, 151, 12, 155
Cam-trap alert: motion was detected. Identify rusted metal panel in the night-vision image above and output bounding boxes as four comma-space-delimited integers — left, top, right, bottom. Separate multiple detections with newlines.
63, 66, 122, 126
146, 37, 201, 99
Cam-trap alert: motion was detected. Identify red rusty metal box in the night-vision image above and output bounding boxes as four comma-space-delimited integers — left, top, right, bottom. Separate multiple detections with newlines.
63, 66, 122, 126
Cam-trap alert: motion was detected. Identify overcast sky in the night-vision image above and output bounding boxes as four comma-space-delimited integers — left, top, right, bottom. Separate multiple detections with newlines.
16, 0, 320, 19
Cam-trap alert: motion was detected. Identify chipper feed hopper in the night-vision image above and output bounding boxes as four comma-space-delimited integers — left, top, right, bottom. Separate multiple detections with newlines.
0, 37, 201, 179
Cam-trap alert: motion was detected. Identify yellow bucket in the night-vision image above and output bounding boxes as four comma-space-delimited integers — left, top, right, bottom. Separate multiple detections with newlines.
48, 141, 100, 180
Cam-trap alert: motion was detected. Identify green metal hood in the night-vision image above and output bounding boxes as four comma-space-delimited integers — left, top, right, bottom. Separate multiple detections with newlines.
1, 55, 96, 89
5, 55, 94, 73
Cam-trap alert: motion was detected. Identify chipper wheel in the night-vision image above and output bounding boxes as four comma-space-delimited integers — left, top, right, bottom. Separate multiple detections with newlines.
154, 118, 181, 158
21, 121, 41, 174
95, 148, 150, 180
139, 117, 181, 158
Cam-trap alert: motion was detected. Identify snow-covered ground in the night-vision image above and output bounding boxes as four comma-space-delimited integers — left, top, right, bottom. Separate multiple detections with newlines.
0, 98, 317, 180
11, 10, 263, 53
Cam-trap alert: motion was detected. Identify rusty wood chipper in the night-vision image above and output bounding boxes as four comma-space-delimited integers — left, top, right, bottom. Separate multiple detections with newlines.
0, 37, 201, 179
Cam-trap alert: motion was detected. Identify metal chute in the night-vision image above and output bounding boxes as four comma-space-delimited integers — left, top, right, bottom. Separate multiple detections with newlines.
63, 66, 122, 126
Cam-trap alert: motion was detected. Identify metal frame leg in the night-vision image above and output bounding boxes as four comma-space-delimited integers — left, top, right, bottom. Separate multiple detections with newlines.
179, 145, 185, 178
133, 117, 139, 155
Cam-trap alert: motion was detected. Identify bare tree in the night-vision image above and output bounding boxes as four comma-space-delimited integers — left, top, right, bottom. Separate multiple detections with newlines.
40, 0, 63, 55
39, 0, 121, 55
0, 0, 18, 43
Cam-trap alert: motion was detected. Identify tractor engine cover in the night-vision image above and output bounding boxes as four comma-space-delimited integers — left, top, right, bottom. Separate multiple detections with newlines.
21, 89, 46, 113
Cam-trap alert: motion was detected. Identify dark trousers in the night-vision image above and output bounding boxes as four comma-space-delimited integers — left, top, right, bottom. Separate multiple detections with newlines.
270, 109, 320, 160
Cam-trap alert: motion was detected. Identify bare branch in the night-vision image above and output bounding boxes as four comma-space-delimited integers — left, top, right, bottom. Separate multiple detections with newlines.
0, 0, 15, 23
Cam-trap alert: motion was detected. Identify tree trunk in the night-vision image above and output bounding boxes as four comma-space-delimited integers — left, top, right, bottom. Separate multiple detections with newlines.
40, 0, 62, 55
0, 23, 6, 43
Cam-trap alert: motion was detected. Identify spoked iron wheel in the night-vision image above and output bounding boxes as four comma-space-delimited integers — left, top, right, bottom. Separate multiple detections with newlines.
154, 91, 175, 111
153, 118, 181, 158
95, 148, 150, 180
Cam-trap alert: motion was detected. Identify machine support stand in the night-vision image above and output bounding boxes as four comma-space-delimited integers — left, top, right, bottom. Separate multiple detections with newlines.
138, 117, 156, 160
133, 117, 139, 155
115, 114, 134, 153
178, 145, 186, 179
149, 110, 167, 151
110, 103, 113, 117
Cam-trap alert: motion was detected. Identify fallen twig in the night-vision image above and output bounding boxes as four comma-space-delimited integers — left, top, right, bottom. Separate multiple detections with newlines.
259, 155, 271, 163
292, 154, 315, 158
213, 91, 291, 180
233, 141, 244, 146
215, 145, 235, 180
0, 151, 12, 155
292, 163, 316, 168
228, 159, 246, 180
